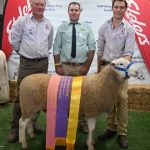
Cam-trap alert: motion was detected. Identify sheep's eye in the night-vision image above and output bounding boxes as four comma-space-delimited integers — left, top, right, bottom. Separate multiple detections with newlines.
119, 63, 124, 66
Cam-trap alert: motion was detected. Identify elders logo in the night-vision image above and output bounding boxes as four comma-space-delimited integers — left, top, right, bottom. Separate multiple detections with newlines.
2, 0, 31, 59
125, 0, 150, 72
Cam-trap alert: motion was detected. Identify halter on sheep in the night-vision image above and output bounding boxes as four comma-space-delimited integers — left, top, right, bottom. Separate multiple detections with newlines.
19, 57, 143, 150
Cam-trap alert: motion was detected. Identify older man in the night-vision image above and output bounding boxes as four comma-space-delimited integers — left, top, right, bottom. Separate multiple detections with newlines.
7, 0, 53, 143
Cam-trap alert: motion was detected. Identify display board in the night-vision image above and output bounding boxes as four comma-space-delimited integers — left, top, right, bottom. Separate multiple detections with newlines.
2, 0, 150, 84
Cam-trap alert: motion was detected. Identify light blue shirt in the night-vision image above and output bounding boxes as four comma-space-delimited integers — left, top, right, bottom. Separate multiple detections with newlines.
97, 18, 135, 62
10, 14, 53, 58
53, 21, 96, 63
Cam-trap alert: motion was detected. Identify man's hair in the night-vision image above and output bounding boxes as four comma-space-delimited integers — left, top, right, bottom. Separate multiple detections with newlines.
68, 1, 82, 11
30, 0, 46, 5
112, 0, 128, 8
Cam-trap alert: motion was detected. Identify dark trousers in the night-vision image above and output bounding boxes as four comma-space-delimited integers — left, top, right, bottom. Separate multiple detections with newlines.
11, 56, 48, 129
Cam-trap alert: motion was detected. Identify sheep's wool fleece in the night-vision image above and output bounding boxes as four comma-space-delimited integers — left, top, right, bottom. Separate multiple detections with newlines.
20, 73, 50, 118
20, 65, 127, 119
80, 65, 127, 118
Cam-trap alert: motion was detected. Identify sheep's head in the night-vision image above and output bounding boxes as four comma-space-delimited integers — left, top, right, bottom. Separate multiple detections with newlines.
110, 57, 144, 80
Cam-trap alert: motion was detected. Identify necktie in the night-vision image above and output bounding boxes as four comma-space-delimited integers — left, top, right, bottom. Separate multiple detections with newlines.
71, 23, 76, 58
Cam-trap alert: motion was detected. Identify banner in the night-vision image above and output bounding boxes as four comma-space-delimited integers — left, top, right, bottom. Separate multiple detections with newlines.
2, 0, 150, 84
2, 0, 31, 60
125, 0, 150, 72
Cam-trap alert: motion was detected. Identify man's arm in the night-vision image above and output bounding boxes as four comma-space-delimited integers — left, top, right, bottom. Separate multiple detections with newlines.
53, 25, 64, 75
48, 25, 54, 50
10, 18, 24, 53
80, 50, 95, 75
97, 24, 106, 73
80, 25, 96, 75
123, 26, 135, 62
53, 54, 64, 75
97, 55, 102, 73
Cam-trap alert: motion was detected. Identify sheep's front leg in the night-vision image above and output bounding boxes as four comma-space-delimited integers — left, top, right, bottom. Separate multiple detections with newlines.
19, 117, 31, 149
87, 118, 96, 150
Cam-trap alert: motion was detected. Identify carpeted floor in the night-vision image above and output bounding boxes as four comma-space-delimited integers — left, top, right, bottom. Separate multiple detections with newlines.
0, 103, 150, 150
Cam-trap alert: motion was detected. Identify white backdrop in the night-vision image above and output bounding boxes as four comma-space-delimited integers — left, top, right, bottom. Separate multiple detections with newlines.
7, 0, 150, 84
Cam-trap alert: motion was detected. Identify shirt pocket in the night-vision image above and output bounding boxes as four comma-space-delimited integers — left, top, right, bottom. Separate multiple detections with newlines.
78, 31, 88, 41
116, 33, 126, 41
42, 28, 50, 35
24, 25, 35, 36
61, 30, 72, 41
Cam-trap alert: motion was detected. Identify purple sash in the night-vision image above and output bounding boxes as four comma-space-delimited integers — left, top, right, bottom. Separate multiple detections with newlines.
55, 76, 72, 145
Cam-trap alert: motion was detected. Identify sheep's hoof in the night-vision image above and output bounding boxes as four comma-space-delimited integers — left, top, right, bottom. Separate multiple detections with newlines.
92, 139, 95, 145
22, 147, 29, 150
88, 146, 94, 150
29, 133, 35, 139
21, 143, 28, 150
87, 143, 95, 150
22, 148, 29, 150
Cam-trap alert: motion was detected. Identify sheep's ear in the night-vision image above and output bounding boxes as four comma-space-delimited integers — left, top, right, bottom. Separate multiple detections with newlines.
110, 63, 115, 66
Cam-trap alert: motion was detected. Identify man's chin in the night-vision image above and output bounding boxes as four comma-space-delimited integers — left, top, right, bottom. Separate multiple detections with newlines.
115, 15, 123, 19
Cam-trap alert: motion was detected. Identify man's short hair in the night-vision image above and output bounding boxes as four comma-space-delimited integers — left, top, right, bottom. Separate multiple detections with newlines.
68, 1, 82, 11
112, 0, 128, 9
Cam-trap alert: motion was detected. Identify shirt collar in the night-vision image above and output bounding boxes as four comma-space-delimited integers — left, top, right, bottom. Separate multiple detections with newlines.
109, 17, 125, 27
68, 21, 81, 25
30, 13, 45, 22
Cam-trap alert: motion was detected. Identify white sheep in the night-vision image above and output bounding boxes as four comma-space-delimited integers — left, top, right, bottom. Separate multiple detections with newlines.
19, 58, 142, 150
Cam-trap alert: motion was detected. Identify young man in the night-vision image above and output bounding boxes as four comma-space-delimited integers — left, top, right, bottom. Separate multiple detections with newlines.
53, 2, 96, 133
7, 0, 53, 143
97, 0, 135, 149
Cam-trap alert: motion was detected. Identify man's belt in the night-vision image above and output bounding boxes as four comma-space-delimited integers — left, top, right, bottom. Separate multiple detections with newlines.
20, 55, 48, 62
62, 62, 84, 66
101, 60, 110, 66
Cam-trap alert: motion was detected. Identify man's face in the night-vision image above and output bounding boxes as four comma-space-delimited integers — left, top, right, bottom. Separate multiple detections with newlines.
112, 1, 127, 20
68, 4, 81, 22
31, 0, 45, 17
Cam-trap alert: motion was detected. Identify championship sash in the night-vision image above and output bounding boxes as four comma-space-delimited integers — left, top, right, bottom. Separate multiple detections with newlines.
66, 76, 83, 150
55, 76, 72, 146
46, 75, 61, 150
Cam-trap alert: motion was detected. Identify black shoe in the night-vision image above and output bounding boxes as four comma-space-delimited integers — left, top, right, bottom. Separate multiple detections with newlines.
79, 124, 89, 134
117, 135, 129, 149
33, 124, 43, 134
98, 129, 117, 141
7, 128, 18, 143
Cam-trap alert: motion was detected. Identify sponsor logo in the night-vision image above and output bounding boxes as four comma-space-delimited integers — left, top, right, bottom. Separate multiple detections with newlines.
2, 0, 31, 59
125, 0, 150, 45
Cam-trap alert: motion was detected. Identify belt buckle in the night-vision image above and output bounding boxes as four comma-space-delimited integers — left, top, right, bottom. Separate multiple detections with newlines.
34, 58, 38, 61
74, 63, 79, 66
74, 63, 78, 66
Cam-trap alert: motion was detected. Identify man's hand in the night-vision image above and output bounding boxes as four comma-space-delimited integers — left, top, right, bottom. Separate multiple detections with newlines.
55, 66, 64, 75
80, 65, 89, 75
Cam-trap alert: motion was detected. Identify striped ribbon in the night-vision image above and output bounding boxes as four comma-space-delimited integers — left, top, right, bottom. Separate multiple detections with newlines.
66, 76, 83, 150
55, 76, 72, 146
46, 75, 61, 150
